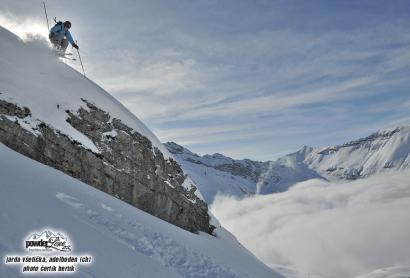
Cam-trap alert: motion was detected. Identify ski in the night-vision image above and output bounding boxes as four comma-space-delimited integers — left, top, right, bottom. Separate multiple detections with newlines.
52, 49, 74, 57
59, 55, 76, 61
53, 50, 76, 61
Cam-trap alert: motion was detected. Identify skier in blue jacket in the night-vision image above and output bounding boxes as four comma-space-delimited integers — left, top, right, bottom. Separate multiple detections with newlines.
49, 21, 79, 52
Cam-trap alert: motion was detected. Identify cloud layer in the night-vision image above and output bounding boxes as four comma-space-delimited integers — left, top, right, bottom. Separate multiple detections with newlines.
211, 170, 410, 278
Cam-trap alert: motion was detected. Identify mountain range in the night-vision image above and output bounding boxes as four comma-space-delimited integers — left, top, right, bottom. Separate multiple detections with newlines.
166, 126, 410, 203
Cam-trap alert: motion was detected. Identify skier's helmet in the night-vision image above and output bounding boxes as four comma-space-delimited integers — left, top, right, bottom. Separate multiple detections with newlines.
64, 21, 71, 29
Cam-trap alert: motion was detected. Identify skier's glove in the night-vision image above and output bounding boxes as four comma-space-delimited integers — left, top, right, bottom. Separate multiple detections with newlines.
72, 43, 79, 50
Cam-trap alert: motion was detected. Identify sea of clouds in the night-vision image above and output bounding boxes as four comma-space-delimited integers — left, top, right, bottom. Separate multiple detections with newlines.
211, 170, 410, 278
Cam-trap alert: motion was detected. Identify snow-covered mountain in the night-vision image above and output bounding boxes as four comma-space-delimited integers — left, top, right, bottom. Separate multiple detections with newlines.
28, 230, 67, 241
0, 26, 283, 277
166, 126, 410, 203
306, 127, 410, 180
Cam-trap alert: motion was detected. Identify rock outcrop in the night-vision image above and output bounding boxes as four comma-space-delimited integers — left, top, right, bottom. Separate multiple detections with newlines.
166, 141, 262, 182
0, 99, 213, 234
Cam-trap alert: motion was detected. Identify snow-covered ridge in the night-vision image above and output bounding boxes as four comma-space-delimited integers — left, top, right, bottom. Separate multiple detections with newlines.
165, 141, 321, 202
166, 142, 260, 173
306, 126, 410, 180
166, 126, 410, 203
317, 127, 400, 155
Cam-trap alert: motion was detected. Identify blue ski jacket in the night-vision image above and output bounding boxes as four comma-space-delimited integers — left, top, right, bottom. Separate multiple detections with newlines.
50, 23, 74, 45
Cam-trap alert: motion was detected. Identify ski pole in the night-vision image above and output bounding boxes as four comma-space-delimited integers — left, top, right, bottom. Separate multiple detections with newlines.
43, 1, 50, 30
76, 41, 86, 77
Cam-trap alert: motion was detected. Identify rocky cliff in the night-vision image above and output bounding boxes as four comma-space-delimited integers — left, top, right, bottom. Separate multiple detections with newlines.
0, 26, 213, 234
0, 98, 212, 234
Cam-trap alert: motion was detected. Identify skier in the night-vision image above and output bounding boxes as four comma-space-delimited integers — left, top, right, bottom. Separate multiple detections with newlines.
49, 20, 79, 53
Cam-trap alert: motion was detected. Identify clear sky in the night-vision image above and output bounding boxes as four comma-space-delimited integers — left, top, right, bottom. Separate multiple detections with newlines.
1, 0, 410, 160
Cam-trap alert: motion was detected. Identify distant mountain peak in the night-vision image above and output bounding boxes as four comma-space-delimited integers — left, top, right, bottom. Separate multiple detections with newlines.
318, 127, 403, 155
166, 125, 410, 203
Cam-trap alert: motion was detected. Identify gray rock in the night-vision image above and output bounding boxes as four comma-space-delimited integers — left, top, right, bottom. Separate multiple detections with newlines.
0, 99, 213, 234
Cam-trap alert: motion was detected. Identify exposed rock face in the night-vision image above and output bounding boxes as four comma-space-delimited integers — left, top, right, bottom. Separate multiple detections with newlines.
185, 156, 262, 182
166, 142, 262, 182
0, 99, 213, 234
214, 161, 261, 181
317, 128, 401, 155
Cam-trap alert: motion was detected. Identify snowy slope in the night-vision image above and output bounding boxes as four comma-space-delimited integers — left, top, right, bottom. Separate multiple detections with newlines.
166, 126, 410, 203
256, 146, 322, 194
166, 142, 324, 203
0, 26, 170, 157
165, 142, 258, 203
306, 127, 410, 180
0, 143, 282, 278
166, 142, 322, 203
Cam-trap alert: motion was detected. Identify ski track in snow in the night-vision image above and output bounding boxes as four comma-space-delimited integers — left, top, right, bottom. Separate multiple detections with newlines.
56, 192, 242, 278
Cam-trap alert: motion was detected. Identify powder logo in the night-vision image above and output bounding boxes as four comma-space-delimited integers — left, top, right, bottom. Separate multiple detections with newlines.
5, 230, 92, 274
25, 230, 71, 252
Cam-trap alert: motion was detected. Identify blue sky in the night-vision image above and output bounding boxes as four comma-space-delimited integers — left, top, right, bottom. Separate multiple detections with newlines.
1, 0, 410, 160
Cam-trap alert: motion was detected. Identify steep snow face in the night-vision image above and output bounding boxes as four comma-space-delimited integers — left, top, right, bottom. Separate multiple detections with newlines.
306, 127, 410, 180
0, 26, 170, 157
256, 146, 321, 194
0, 143, 282, 278
166, 126, 410, 203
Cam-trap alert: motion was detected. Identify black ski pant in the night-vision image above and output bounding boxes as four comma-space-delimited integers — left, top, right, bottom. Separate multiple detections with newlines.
49, 33, 68, 52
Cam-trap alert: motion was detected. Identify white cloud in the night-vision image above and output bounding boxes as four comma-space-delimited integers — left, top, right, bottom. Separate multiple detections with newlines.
171, 76, 379, 120
211, 170, 410, 278
100, 57, 205, 96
